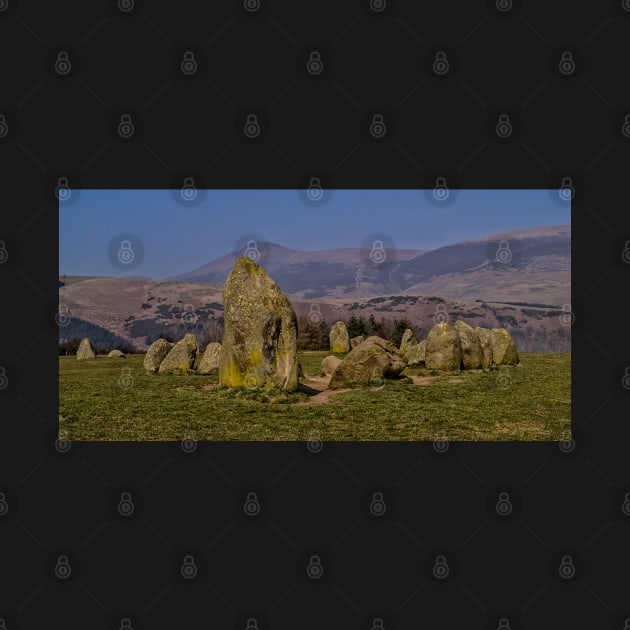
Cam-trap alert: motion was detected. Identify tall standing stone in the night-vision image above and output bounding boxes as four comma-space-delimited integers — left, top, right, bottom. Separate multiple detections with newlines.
490, 328, 519, 365
399, 328, 417, 355
219, 256, 299, 391
329, 321, 350, 353
425, 322, 462, 371
454, 320, 483, 369
474, 327, 493, 369
77, 337, 96, 360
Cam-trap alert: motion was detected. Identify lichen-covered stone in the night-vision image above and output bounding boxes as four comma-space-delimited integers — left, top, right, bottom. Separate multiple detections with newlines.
328, 336, 407, 389
474, 327, 493, 369
490, 328, 519, 366
218, 256, 299, 391
329, 321, 351, 353
158, 333, 198, 373
405, 339, 426, 366
321, 355, 342, 376
425, 322, 462, 371
399, 328, 417, 355
454, 320, 483, 369
350, 335, 364, 349
107, 349, 125, 358
77, 337, 96, 360
198, 342, 222, 374
144, 338, 173, 373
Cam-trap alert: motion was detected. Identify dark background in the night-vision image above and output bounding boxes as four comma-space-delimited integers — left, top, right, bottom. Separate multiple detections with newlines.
1, 0, 629, 628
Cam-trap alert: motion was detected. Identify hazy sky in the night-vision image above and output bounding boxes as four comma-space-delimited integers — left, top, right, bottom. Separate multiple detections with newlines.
59, 189, 570, 279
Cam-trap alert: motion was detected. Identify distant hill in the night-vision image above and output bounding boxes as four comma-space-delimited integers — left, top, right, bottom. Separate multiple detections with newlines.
168, 226, 570, 305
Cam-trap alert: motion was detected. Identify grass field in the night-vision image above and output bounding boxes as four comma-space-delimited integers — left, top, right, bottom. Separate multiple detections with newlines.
58, 351, 571, 442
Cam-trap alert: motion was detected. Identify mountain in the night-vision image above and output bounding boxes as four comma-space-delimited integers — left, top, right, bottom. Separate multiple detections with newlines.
169, 226, 570, 305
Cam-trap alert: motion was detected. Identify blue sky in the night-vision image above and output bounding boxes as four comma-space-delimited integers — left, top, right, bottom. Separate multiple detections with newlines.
59, 189, 570, 279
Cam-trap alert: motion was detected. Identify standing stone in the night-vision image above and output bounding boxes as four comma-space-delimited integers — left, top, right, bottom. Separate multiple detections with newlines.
77, 337, 96, 360
107, 349, 125, 358
198, 342, 222, 374
490, 328, 519, 365
425, 322, 462, 371
399, 328, 417, 355
144, 338, 173, 373
454, 320, 483, 369
328, 336, 407, 389
474, 327, 493, 370
329, 321, 350, 353
158, 333, 198, 373
350, 335, 365, 349
219, 256, 299, 391
321, 355, 342, 376
405, 339, 426, 366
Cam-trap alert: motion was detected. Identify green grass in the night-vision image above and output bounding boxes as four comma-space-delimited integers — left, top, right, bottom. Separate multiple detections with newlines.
59, 352, 571, 442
